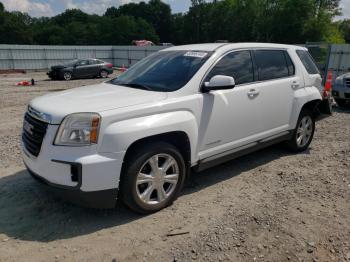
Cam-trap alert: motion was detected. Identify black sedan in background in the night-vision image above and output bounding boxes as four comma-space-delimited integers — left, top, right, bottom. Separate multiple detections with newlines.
47, 59, 114, 80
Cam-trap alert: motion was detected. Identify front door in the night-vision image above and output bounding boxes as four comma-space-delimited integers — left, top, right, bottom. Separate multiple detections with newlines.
74, 60, 90, 78
198, 50, 264, 159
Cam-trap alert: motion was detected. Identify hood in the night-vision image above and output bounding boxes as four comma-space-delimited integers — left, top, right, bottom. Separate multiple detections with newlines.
337, 72, 350, 79
51, 65, 66, 70
30, 82, 168, 124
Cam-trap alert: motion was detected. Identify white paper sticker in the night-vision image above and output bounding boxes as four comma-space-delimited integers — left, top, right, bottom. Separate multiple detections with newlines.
184, 51, 208, 58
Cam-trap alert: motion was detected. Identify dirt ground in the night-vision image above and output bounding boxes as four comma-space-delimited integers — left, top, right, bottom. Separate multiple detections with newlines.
0, 72, 349, 262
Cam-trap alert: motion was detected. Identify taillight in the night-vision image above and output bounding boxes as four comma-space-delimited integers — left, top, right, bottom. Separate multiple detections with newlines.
106, 63, 113, 68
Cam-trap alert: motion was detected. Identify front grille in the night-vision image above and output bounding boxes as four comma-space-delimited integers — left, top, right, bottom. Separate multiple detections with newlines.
22, 113, 48, 157
345, 78, 350, 88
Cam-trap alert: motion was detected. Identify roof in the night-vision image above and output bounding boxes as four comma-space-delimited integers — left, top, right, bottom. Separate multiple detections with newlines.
162, 43, 306, 52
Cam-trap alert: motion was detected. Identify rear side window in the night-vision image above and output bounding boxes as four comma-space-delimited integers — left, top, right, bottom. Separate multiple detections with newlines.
89, 60, 103, 65
205, 50, 254, 85
76, 60, 89, 66
296, 50, 320, 74
284, 52, 295, 76
254, 50, 292, 81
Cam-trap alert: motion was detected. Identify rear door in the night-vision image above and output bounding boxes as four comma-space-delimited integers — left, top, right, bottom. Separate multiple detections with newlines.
252, 49, 300, 133
87, 59, 102, 76
74, 60, 90, 78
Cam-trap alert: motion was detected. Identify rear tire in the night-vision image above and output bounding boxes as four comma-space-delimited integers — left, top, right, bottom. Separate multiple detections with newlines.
100, 70, 108, 78
120, 142, 186, 214
286, 109, 315, 152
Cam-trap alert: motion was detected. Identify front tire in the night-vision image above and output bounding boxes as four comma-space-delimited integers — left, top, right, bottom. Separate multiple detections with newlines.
63, 71, 73, 81
120, 142, 186, 214
286, 109, 315, 152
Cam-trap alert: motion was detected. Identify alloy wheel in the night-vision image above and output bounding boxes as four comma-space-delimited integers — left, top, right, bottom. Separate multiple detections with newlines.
136, 154, 180, 205
100, 70, 108, 78
63, 72, 72, 80
296, 115, 313, 147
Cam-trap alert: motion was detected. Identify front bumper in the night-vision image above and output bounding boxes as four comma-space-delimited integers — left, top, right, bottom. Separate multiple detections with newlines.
27, 166, 118, 208
21, 124, 125, 208
47, 70, 60, 79
332, 84, 350, 100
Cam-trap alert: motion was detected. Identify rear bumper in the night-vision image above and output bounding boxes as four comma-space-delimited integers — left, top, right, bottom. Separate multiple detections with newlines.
27, 166, 118, 209
106, 68, 114, 74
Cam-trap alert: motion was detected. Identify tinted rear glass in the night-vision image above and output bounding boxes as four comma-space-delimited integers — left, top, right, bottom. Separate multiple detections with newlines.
205, 50, 254, 85
296, 50, 320, 75
254, 50, 290, 81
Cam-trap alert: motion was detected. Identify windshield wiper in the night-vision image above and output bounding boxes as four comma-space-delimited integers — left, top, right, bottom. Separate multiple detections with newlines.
119, 82, 153, 91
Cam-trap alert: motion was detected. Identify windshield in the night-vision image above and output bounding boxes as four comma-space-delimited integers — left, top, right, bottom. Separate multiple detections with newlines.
110, 51, 212, 92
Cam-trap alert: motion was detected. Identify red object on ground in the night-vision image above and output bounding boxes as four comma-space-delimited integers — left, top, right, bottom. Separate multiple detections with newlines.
118, 64, 127, 72
16, 81, 31, 86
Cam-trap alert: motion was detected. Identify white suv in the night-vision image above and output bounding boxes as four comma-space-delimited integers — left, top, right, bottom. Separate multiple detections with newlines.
22, 43, 323, 213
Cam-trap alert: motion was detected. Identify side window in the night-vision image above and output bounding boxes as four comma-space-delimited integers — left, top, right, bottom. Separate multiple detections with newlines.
76, 60, 89, 67
89, 60, 103, 65
254, 50, 290, 81
205, 50, 254, 85
296, 50, 320, 75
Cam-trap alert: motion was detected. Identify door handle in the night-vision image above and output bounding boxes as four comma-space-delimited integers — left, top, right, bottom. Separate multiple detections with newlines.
247, 89, 260, 98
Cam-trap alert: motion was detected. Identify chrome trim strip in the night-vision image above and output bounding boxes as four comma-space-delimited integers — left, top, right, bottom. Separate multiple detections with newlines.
27, 105, 52, 124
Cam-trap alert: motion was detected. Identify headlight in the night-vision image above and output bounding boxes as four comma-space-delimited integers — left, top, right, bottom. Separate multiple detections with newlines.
54, 113, 101, 146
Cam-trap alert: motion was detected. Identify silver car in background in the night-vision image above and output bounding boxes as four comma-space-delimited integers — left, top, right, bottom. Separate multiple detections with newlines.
333, 72, 350, 107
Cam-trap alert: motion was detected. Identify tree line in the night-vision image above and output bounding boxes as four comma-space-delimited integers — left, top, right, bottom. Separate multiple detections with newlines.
0, 0, 349, 45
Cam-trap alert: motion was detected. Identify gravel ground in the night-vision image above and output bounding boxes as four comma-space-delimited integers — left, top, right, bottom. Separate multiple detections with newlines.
0, 72, 349, 262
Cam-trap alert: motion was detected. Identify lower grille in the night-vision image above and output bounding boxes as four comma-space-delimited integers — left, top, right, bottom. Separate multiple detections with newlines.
345, 78, 350, 88
22, 113, 48, 157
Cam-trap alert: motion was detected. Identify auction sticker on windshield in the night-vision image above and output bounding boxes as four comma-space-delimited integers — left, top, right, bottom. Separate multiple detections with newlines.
184, 52, 208, 58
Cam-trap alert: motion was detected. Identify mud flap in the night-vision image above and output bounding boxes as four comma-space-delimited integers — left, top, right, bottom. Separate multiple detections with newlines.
318, 97, 333, 115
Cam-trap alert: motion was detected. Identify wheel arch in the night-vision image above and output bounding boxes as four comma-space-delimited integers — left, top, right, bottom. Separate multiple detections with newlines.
290, 87, 322, 129
122, 131, 192, 168
300, 99, 322, 118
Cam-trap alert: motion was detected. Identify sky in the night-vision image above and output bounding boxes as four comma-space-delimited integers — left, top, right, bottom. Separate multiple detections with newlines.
1, 0, 349, 18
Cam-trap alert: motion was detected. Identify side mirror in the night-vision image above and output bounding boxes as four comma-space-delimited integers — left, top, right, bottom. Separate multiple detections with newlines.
202, 75, 235, 92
